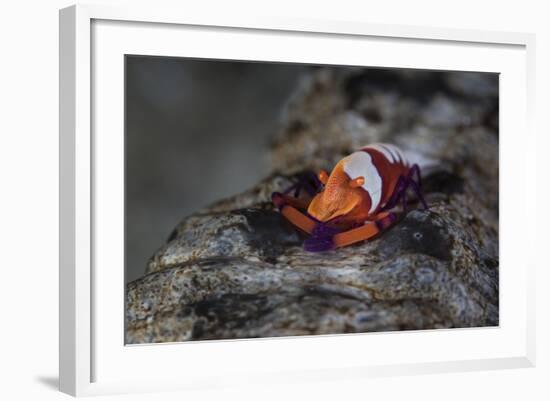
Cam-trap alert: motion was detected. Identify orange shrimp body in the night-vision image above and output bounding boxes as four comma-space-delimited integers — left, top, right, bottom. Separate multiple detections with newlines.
272, 143, 426, 251
308, 143, 410, 226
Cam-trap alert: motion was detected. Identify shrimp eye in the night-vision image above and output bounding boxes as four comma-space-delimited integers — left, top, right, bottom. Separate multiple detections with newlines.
318, 170, 329, 185
349, 177, 365, 188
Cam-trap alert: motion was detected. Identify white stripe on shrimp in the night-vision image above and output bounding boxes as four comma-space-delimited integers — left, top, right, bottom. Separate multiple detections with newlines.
385, 143, 408, 165
380, 143, 401, 163
365, 143, 395, 163
343, 151, 382, 214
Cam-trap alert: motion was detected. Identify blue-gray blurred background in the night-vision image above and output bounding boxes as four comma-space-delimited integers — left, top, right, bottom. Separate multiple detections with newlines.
125, 56, 308, 283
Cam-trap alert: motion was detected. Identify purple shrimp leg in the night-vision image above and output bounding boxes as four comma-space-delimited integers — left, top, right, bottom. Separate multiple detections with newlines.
380, 175, 407, 212
283, 171, 323, 198
408, 179, 429, 210
303, 221, 342, 252
407, 164, 428, 210
380, 164, 428, 213
408, 164, 421, 187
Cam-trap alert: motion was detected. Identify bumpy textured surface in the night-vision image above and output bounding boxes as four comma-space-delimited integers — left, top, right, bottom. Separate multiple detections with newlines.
126, 68, 499, 343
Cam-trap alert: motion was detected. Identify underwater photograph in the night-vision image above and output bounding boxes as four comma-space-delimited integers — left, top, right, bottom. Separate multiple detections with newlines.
124, 56, 499, 344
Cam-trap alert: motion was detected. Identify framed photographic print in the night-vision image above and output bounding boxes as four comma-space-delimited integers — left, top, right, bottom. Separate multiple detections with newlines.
59, 4, 536, 397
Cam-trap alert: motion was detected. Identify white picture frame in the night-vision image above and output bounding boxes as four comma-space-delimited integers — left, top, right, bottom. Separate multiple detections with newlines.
59, 3, 536, 397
